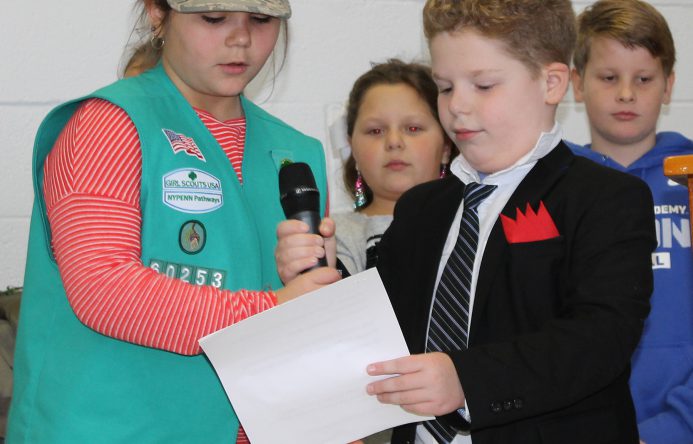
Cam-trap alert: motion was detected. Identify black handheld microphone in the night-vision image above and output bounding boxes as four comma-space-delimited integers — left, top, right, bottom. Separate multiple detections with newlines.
279, 162, 328, 270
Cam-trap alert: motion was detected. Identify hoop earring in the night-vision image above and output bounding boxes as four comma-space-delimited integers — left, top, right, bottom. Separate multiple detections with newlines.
150, 35, 165, 50
439, 163, 450, 179
354, 171, 367, 210
150, 26, 165, 50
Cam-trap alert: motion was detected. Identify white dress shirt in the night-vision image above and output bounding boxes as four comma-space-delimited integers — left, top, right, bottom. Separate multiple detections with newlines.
416, 123, 563, 444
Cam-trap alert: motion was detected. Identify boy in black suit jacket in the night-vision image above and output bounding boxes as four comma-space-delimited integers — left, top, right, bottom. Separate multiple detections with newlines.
362, 1, 656, 443
276, 1, 656, 442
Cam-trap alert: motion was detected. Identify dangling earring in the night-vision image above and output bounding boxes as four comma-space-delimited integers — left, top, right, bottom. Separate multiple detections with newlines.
150, 26, 165, 50
354, 170, 367, 210
439, 163, 450, 179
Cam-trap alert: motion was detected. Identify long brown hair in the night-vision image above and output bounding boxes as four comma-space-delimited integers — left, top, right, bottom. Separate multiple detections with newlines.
122, 0, 170, 77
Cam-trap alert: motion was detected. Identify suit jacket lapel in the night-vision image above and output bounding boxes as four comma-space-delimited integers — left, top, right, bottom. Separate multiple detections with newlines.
416, 177, 465, 320
470, 143, 574, 341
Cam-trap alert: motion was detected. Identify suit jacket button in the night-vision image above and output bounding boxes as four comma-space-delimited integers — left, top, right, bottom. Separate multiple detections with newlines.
490, 401, 502, 413
503, 400, 513, 411
514, 398, 524, 409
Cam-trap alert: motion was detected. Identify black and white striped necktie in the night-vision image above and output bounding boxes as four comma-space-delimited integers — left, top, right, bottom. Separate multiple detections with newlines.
424, 182, 497, 443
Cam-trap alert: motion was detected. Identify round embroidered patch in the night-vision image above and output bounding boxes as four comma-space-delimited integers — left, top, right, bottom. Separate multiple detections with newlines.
179, 220, 206, 254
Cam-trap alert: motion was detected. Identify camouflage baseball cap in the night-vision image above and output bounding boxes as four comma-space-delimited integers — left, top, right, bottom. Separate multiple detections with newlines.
167, 0, 291, 18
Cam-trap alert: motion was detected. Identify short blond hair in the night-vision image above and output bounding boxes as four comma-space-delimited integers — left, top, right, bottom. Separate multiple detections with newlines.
573, 0, 675, 76
423, 0, 576, 77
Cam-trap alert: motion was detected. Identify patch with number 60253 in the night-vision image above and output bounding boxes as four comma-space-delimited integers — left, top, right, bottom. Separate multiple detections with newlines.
149, 259, 226, 289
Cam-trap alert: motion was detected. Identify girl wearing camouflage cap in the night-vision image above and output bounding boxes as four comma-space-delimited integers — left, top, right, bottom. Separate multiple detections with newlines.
9, 1, 339, 443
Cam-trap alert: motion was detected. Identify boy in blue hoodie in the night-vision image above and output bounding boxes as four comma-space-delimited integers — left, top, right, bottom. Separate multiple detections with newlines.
570, 1, 693, 442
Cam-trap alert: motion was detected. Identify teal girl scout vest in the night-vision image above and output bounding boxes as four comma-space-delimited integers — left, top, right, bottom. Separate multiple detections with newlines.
8, 65, 327, 443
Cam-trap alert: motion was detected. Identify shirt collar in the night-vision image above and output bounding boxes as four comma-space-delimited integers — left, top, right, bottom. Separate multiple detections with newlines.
451, 122, 563, 183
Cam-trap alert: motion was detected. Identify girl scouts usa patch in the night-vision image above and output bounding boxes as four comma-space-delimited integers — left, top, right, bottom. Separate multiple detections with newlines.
163, 168, 223, 213
179, 220, 206, 254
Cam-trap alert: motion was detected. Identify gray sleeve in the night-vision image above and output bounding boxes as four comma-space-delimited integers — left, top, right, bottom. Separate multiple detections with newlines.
333, 213, 367, 276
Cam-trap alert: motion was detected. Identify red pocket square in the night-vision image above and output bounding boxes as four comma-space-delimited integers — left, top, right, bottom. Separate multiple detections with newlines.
500, 201, 560, 243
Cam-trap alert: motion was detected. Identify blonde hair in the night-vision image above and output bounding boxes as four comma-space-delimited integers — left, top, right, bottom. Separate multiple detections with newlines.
573, 0, 675, 76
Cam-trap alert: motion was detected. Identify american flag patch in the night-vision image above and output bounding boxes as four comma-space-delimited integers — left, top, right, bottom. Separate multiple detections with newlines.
162, 129, 206, 162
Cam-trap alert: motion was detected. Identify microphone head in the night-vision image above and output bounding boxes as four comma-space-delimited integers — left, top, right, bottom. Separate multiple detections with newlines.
278, 162, 320, 217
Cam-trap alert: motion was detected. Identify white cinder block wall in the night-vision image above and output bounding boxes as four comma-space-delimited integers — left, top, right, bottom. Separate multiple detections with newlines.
1, 0, 691, 288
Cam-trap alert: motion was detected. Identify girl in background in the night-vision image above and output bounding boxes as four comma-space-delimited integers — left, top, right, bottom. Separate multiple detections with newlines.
9, 1, 338, 443
277, 59, 454, 279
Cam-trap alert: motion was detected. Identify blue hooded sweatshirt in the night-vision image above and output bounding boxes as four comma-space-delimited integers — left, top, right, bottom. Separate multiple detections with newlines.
569, 132, 693, 444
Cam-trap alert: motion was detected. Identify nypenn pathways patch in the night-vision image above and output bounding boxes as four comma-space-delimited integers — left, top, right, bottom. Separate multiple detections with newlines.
163, 168, 223, 213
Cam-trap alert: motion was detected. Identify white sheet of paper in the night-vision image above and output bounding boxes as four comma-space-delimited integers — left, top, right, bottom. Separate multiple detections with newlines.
199, 268, 431, 444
